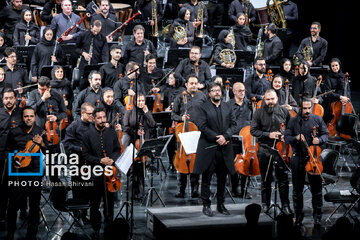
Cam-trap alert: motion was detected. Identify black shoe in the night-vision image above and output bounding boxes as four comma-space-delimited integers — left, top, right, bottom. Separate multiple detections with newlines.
202, 205, 213, 217
240, 191, 252, 199
217, 204, 230, 215
191, 190, 200, 198
282, 204, 293, 216
175, 191, 185, 198
19, 210, 27, 220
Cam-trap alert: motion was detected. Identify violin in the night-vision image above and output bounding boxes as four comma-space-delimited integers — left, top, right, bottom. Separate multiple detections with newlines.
294, 65, 299, 77
13, 130, 46, 168
62, 94, 71, 127
45, 104, 60, 145
135, 123, 147, 163
173, 91, 198, 174
17, 82, 26, 108
275, 122, 293, 164
328, 72, 355, 137
266, 69, 274, 82
151, 79, 163, 112
234, 97, 260, 176
114, 113, 124, 153
310, 75, 325, 117
284, 79, 297, 117
124, 80, 134, 111
304, 126, 324, 180
102, 150, 122, 193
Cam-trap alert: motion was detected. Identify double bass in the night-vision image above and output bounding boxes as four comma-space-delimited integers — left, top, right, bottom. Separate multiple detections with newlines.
173, 91, 198, 174
234, 97, 260, 176
310, 75, 324, 117
327, 72, 355, 137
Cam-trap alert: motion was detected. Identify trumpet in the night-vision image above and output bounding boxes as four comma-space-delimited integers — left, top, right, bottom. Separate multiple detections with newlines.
151, 0, 159, 37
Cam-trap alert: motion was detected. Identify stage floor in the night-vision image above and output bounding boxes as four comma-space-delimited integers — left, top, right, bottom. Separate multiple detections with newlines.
1, 138, 360, 239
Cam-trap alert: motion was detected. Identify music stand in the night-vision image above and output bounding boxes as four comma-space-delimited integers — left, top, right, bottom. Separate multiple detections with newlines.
40, 65, 72, 79
14, 45, 35, 71
310, 65, 330, 78
234, 50, 255, 68
163, 48, 190, 68
60, 43, 78, 67
216, 67, 246, 85
139, 135, 173, 208
262, 145, 292, 221
152, 111, 172, 137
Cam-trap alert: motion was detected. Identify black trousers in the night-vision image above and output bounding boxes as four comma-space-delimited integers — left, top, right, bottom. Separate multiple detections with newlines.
90, 178, 114, 231
201, 149, 228, 206
258, 145, 290, 207
208, 3, 225, 26
291, 155, 323, 216
7, 181, 41, 239
178, 173, 199, 193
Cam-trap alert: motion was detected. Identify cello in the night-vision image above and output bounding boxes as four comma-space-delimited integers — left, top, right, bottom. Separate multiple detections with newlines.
173, 91, 198, 174
304, 127, 324, 182
327, 72, 355, 137
124, 81, 134, 111
284, 79, 297, 117
151, 79, 163, 112
310, 75, 325, 117
234, 97, 260, 176
275, 122, 292, 164
45, 104, 60, 145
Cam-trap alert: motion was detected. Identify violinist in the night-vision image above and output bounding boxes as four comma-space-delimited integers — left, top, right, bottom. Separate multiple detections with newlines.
28, 76, 67, 129
139, 54, 165, 95
322, 58, 350, 124
100, 88, 125, 130
193, 82, 238, 217
3, 47, 28, 91
50, 65, 73, 115
123, 94, 156, 199
277, 58, 295, 85
82, 107, 122, 239
228, 82, 252, 199
6, 106, 49, 240
100, 45, 124, 88
171, 75, 206, 198
162, 72, 185, 111
291, 62, 318, 106
284, 98, 329, 227
0, 88, 22, 224
175, 46, 211, 90
74, 70, 103, 117
250, 89, 292, 215
245, 57, 270, 102
62, 102, 95, 224
271, 75, 298, 115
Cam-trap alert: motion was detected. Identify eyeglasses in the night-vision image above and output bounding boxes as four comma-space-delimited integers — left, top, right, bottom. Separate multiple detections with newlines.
256, 63, 266, 66
210, 89, 222, 93
84, 112, 93, 115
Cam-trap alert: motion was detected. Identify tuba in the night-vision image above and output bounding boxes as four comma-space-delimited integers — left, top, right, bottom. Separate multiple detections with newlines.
267, 0, 286, 28
151, 0, 159, 37
173, 26, 187, 41
196, 1, 205, 38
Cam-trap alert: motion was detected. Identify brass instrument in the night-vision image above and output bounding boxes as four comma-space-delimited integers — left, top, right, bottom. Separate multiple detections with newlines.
229, 27, 235, 49
88, 37, 94, 65
196, 1, 205, 38
255, 27, 264, 58
267, 0, 287, 28
51, 7, 57, 16
244, 0, 250, 26
173, 26, 187, 41
293, 45, 313, 66
151, 0, 159, 37
91, 1, 99, 13
219, 49, 237, 65
144, 41, 149, 67
162, 24, 171, 36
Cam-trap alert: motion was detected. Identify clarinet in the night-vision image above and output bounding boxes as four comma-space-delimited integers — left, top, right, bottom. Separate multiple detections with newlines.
143, 40, 149, 67
51, 40, 58, 66
88, 37, 94, 65
25, 23, 30, 46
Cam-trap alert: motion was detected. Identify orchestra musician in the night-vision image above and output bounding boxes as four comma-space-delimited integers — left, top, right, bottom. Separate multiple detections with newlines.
281, 0, 299, 58
0, 88, 23, 225
271, 75, 298, 115
3, 47, 28, 92
175, 46, 211, 90
81, 107, 121, 239
6, 106, 49, 240
30, 27, 64, 83
277, 58, 295, 86
193, 82, 238, 216
122, 24, 156, 66
50, 0, 86, 44
211, 29, 235, 69
74, 70, 103, 117
123, 94, 156, 199
50, 65, 74, 110
0, 33, 8, 64
228, 0, 256, 25
86, 0, 115, 20
263, 23, 283, 66
250, 89, 292, 215
40, 0, 63, 25
134, 0, 164, 27
228, 82, 252, 199
13, 9, 40, 46
139, 54, 165, 95
162, 72, 185, 111
168, 7, 194, 49
100, 87, 125, 129
244, 57, 270, 101
284, 98, 329, 227
183, 0, 208, 28
171, 74, 206, 198
62, 102, 95, 225
291, 62, 317, 106
232, 12, 253, 51
100, 45, 124, 88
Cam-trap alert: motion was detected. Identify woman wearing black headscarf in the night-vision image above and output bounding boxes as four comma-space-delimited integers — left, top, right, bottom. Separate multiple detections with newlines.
278, 58, 295, 84
322, 58, 350, 123
232, 12, 252, 51
50, 65, 73, 109
290, 62, 317, 106
168, 7, 194, 48
211, 29, 235, 68
0, 33, 7, 63
13, 9, 40, 46
100, 87, 125, 130
30, 27, 64, 82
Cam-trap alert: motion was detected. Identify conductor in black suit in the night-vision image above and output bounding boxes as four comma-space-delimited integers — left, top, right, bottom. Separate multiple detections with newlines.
193, 82, 238, 217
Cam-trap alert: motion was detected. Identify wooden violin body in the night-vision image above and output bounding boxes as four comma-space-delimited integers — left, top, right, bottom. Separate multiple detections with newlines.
45, 104, 59, 145
275, 123, 292, 164
124, 81, 134, 111
105, 166, 122, 192
305, 126, 324, 176
151, 79, 163, 112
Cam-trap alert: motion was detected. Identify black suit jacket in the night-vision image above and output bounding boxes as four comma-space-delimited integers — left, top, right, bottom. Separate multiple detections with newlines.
193, 100, 238, 175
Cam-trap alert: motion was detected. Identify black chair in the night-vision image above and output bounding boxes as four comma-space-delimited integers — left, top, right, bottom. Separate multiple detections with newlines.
49, 185, 91, 239
321, 149, 340, 192
324, 166, 360, 222
326, 114, 359, 175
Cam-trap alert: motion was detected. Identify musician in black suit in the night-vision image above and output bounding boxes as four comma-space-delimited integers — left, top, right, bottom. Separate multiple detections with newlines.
193, 82, 238, 217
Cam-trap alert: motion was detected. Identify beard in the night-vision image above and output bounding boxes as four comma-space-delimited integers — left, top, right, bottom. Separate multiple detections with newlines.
264, 103, 276, 114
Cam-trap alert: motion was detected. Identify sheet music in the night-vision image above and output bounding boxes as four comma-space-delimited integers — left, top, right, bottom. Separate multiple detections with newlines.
115, 143, 137, 175
178, 131, 201, 154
